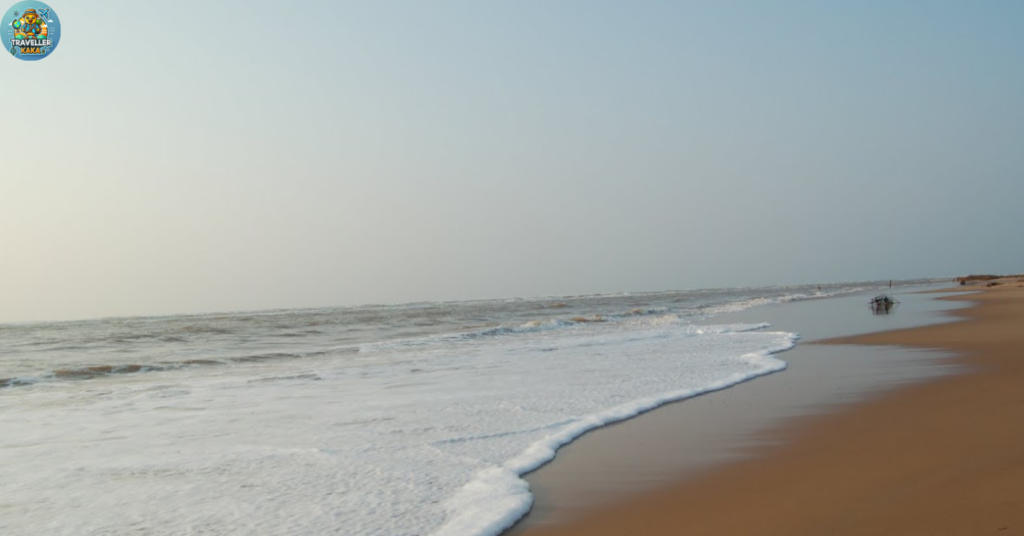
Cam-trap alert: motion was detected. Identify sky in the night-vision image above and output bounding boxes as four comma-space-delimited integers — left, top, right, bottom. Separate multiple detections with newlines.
2, 1, 1022, 322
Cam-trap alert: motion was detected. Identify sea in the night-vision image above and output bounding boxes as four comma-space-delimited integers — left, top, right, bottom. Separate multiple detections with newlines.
0, 280, 936, 536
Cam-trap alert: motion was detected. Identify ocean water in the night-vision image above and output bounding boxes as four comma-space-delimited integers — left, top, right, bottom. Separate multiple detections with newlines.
0, 281, 930, 536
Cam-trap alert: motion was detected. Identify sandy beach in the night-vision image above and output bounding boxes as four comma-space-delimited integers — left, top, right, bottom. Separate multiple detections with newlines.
511, 278, 1024, 536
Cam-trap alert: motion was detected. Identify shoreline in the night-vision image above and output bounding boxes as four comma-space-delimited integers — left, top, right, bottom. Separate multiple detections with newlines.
506, 280, 1024, 535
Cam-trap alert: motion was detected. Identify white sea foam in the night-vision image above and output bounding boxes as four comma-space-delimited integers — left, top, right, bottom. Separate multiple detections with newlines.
3, 280, 933, 535
700, 287, 868, 316
1, 314, 794, 536
432, 328, 794, 536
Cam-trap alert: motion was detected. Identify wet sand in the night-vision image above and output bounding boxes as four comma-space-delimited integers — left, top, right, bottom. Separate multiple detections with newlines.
507, 280, 1024, 535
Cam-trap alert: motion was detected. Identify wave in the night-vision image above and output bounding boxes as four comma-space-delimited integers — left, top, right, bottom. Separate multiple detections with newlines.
699, 287, 869, 316
0, 347, 359, 389
229, 352, 306, 363
359, 304, 763, 354
247, 373, 322, 384
52, 364, 162, 378
1, 364, 172, 388
430, 332, 798, 536
0, 377, 40, 389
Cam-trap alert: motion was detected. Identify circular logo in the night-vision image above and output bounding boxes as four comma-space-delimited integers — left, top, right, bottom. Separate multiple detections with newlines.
5, 1, 60, 61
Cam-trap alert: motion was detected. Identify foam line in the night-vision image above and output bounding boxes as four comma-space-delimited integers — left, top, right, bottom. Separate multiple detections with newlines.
431, 334, 797, 536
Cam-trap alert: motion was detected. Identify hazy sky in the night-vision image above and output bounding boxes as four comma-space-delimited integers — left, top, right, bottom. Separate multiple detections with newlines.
2, 1, 1022, 322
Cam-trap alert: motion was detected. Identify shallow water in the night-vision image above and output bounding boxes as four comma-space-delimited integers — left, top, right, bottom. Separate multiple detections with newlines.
0, 280, 938, 536
508, 286, 967, 532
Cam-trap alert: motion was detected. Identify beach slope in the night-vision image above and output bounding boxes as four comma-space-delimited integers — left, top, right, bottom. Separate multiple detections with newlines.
517, 280, 1024, 536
